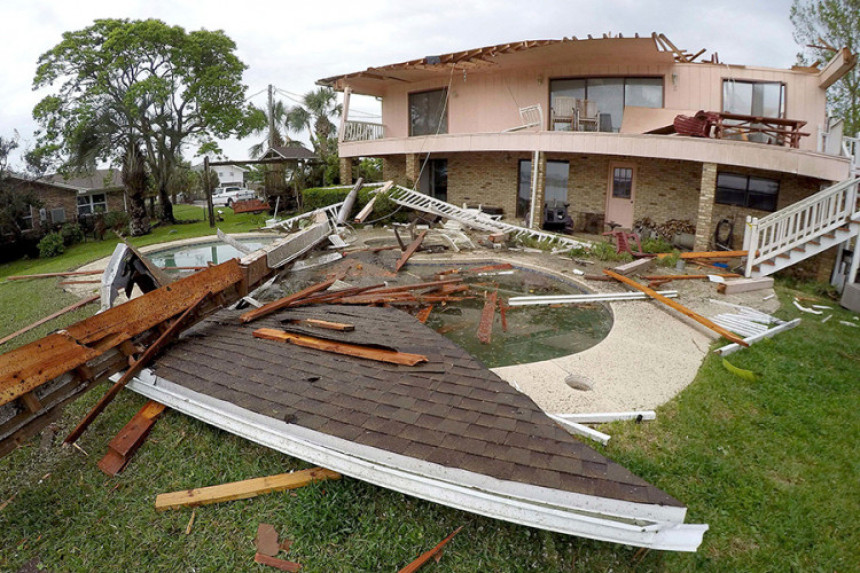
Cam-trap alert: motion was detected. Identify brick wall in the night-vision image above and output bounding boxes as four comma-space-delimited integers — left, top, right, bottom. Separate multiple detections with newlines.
447, 152, 525, 220
106, 191, 125, 213
382, 156, 408, 187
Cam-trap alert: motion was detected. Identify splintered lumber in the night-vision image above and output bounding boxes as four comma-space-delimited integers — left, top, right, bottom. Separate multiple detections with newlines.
657, 250, 748, 260
97, 400, 167, 476
64, 292, 211, 445
476, 292, 498, 344
6, 270, 104, 280
642, 274, 741, 281
239, 278, 337, 323
255, 553, 302, 572
399, 526, 463, 573
603, 270, 748, 346
0, 294, 99, 347
155, 467, 341, 510
717, 277, 774, 294
0, 260, 243, 408
254, 328, 428, 366
353, 195, 378, 223
289, 319, 355, 332
395, 230, 427, 272
499, 302, 508, 331
416, 306, 433, 323
58, 280, 102, 285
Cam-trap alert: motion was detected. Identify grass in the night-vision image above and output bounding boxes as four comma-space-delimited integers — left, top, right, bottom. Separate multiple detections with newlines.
0, 205, 268, 350
0, 224, 858, 570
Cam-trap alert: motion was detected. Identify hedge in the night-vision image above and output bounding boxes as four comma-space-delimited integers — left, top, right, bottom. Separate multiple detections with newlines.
301, 186, 408, 224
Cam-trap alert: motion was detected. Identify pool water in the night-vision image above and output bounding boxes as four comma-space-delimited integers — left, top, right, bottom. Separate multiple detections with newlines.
419, 267, 612, 367
148, 239, 271, 271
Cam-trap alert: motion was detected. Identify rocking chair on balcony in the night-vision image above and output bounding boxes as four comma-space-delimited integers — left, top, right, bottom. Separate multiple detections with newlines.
504, 104, 543, 132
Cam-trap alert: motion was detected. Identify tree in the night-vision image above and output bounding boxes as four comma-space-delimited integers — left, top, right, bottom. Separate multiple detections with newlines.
32, 18, 260, 223
791, 0, 860, 134
285, 87, 342, 186
121, 143, 151, 235
0, 135, 41, 244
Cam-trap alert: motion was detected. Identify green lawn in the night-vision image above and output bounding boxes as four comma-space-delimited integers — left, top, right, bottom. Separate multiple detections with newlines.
0, 226, 858, 571
0, 205, 269, 351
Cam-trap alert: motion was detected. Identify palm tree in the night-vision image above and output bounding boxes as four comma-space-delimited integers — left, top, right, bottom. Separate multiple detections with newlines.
247, 100, 288, 159
285, 87, 342, 185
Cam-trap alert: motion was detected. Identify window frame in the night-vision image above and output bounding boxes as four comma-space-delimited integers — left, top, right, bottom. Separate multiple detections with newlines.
715, 172, 780, 212
549, 76, 665, 132
517, 159, 570, 220
408, 87, 449, 136
77, 193, 108, 216
721, 79, 786, 119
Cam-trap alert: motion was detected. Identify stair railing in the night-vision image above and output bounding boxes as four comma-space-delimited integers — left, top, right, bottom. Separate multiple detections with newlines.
744, 177, 859, 276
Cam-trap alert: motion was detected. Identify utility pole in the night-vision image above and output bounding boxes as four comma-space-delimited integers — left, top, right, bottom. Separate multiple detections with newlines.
268, 84, 275, 150
204, 156, 215, 228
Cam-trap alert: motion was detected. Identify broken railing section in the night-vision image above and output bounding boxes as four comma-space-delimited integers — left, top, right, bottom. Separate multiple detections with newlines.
0, 259, 246, 459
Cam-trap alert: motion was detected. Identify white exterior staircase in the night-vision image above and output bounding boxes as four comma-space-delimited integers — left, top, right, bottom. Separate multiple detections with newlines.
744, 176, 860, 277
379, 185, 590, 250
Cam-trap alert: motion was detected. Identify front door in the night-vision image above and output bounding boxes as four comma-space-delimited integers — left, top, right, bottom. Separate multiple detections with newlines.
605, 165, 635, 229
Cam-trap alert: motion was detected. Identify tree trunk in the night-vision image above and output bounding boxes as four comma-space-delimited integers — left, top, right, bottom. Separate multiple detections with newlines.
121, 144, 151, 236
158, 183, 174, 223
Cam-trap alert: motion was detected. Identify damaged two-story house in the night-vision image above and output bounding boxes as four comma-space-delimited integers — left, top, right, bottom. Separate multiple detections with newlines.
319, 33, 859, 287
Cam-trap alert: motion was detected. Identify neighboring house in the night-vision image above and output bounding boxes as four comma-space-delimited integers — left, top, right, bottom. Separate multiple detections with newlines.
192, 162, 249, 187
1, 175, 79, 237
46, 169, 127, 217
319, 34, 860, 284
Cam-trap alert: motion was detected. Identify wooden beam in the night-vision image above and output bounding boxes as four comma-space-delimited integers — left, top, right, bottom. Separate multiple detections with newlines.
399, 526, 463, 573
98, 400, 166, 476
0, 295, 99, 347
395, 230, 427, 272
416, 306, 433, 323
717, 277, 774, 294
6, 270, 103, 280
819, 47, 856, 89
657, 250, 748, 260
254, 553, 302, 572
239, 278, 336, 324
253, 328, 428, 366
64, 292, 210, 445
603, 270, 748, 346
476, 292, 497, 344
155, 467, 341, 511
641, 274, 741, 281
289, 319, 355, 332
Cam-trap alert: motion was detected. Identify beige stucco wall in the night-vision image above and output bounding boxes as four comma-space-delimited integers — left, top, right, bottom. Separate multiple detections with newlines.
380, 60, 826, 152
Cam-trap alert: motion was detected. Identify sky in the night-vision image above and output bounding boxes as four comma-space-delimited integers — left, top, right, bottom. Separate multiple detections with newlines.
0, 0, 799, 170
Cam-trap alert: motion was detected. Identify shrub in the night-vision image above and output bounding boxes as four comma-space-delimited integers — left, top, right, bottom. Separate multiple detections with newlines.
657, 250, 682, 268
103, 211, 130, 234
60, 223, 84, 246
38, 232, 65, 258
301, 185, 407, 224
640, 236, 674, 253
589, 241, 633, 262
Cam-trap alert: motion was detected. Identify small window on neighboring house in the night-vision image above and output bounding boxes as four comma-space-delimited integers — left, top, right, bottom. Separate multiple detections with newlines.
50, 208, 66, 224
21, 205, 34, 230
716, 172, 780, 212
77, 193, 108, 215
409, 88, 448, 136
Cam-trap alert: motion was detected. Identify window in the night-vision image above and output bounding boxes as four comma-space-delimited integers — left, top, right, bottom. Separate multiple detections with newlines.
409, 88, 448, 136
722, 80, 785, 118
517, 159, 570, 220
50, 208, 66, 224
21, 205, 34, 231
612, 167, 633, 199
550, 77, 663, 132
419, 159, 448, 201
716, 172, 780, 212
77, 193, 107, 215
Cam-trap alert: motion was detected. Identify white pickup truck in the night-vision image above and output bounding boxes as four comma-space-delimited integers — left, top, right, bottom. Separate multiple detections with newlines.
211, 186, 256, 207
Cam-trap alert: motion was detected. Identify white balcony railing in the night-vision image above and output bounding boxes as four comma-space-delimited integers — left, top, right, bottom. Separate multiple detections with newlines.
843, 135, 860, 175
342, 121, 384, 142
744, 177, 859, 276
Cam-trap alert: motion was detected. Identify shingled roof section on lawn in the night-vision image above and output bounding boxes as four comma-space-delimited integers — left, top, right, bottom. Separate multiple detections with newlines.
132, 304, 707, 551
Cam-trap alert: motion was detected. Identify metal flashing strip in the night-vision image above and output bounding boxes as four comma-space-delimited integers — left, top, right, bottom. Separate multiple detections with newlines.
128, 370, 707, 551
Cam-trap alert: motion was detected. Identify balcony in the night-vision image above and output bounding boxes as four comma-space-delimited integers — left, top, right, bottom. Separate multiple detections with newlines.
342, 120, 385, 143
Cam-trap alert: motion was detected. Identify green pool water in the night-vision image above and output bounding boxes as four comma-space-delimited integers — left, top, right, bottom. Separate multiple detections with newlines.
147, 238, 271, 271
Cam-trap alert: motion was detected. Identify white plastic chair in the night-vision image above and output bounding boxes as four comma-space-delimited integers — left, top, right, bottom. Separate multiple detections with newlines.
504, 104, 543, 132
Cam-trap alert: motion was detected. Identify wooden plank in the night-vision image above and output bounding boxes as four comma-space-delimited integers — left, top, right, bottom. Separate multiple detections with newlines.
717, 277, 774, 294
6, 270, 103, 280
415, 306, 433, 323
0, 295, 100, 347
58, 280, 102, 285
603, 270, 748, 346
395, 230, 427, 272
155, 467, 341, 511
20, 392, 43, 414
656, 250, 748, 260
254, 553, 302, 572
239, 278, 336, 323
611, 258, 654, 276
64, 292, 210, 445
476, 292, 497, 344
97, 400, 167, 476
253, 328, 428, 366
353, 195, 378, 223
399, 526, 463, 573
461, 263, 514, 274
290, 319, 355, 332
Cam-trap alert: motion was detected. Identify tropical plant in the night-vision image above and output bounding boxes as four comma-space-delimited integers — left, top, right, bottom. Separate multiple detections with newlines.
285, 87, 342, 186
791, 0, 860, 134
121, 143, 151, 235
32, 18, 261, 223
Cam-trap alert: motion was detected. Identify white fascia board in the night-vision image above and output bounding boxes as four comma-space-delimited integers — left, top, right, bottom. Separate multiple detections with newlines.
128, 370, 707, 551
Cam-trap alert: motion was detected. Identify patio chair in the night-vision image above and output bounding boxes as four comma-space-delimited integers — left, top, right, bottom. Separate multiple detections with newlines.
503, 104, 543, 132
551, 96, 578, 131
578, 99, 599, 131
